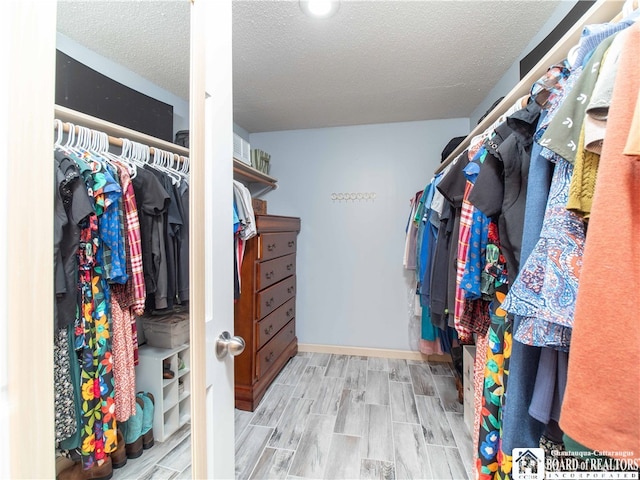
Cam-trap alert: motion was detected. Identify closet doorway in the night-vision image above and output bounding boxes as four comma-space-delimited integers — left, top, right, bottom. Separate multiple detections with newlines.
49, 0, 236, 478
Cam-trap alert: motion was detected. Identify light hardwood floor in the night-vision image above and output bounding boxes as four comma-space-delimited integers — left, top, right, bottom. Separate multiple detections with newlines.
112, 352, 472, 479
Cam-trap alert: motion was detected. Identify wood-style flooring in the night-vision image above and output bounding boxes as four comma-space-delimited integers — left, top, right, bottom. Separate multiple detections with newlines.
112, 352, 472, 479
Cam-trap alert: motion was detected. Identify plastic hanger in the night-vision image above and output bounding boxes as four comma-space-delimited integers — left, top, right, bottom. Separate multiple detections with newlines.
152, 147, 181, 186
60, 122, 79, 155
170, 153, 189, 183
94, 131, 132, 177
112, 136, 137, 179
124, 140, 148, 170
77, 125, 104, 172
181, 156, 190, 176
53, 119, 64, 151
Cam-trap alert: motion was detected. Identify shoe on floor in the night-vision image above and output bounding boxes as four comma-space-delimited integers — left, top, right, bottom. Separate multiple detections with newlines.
137, 391, 155, 449
118, 396, 144, 459
56, 456, 113, 480
110, 430, 127, 469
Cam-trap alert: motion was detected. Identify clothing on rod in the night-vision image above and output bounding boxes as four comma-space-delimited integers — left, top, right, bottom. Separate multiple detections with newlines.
404, 12, 640, 478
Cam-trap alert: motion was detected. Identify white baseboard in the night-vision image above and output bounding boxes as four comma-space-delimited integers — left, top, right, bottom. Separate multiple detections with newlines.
298, 343, 452, 363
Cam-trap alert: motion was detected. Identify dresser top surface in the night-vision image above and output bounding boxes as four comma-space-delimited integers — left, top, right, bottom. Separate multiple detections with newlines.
256, 215, 301, 233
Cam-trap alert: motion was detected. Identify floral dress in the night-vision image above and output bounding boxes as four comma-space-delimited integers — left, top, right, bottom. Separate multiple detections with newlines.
476, 227, 513, 480
75, 155, 117, 469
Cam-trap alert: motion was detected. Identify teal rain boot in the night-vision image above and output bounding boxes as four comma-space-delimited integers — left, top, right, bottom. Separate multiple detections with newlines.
124, 396, 144, 459
137, 392, 155, 449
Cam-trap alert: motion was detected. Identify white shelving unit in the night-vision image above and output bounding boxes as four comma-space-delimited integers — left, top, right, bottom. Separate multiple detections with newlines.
462, 345, 476, 434
136, 344, 191, 442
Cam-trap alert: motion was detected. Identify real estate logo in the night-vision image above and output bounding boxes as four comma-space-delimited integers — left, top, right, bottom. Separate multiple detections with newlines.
513, 448, 545, 480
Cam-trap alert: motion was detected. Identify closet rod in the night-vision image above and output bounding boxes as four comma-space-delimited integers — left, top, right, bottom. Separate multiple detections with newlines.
54, 104, 189, 157
435, 0, 625, 175
55, 121, 188, 164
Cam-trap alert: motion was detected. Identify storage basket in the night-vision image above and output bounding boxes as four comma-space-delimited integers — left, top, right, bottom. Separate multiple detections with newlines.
141, 312, 189, 349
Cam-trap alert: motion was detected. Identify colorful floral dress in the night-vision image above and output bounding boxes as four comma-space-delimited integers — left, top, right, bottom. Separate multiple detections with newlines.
75, 155, 117, 469
476, 298, 513, 480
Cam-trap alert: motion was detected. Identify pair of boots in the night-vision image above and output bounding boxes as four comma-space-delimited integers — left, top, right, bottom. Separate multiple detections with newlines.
57, 457, 113, 480
113, 392, 155, 468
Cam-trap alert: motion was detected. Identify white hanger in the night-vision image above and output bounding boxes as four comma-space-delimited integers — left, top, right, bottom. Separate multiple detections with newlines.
54, 119, 64, 150
180, 156, 190, 176
153, 148, 181, 186
120, 138, 143, 172
93, 131, 129, 175
170, 153, 189, 182
111, 136, 137, 179
566, 44, 580, 69
60, 122, 78, 155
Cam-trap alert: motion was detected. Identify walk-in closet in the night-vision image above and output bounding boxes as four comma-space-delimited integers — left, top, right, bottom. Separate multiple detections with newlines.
3, 0, 639, 479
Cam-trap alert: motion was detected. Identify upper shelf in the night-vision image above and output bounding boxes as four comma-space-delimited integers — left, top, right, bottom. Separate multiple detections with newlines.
233, 157, 278, 195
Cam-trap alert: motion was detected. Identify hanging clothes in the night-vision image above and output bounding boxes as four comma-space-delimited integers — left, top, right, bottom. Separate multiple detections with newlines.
132, 166, 170, 312
233, 180, 257, 298
75, 154, 118, 469
560, 22, 640, 464
53, 123, 191, 471
434, 152, 469, 333
54, 152, 95, 329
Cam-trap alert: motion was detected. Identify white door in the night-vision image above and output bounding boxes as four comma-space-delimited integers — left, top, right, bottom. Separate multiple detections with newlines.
190, 0, 237, 478
2, 1, 237, 477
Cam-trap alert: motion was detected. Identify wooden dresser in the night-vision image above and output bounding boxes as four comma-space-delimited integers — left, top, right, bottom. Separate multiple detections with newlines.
234, 215, 300, 411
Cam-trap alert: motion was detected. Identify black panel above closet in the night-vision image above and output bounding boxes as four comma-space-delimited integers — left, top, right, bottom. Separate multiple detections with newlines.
520, 1, 596, 79
55, 50, 173, 142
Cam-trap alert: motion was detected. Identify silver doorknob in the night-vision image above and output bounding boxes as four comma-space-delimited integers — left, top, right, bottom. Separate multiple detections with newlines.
215, 331, 245, 359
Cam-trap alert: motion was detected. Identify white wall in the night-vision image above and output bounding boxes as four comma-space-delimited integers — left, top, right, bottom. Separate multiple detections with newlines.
56, 32, 190, 135
469, 0, 579, 126
250, 118, 468, 351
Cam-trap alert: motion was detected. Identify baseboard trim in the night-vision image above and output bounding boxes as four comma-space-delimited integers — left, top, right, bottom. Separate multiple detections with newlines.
298, 343, 451, 363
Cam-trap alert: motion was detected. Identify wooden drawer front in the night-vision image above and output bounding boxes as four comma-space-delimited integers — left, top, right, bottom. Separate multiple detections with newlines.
256, 254, 296, 290
259, 232, 297, 261
256, 275, 296, 319
257, 319, 295, 378
257, 298, 295, 350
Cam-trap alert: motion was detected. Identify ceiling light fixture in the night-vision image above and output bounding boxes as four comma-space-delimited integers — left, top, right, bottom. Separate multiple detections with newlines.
300, 0, 340, 18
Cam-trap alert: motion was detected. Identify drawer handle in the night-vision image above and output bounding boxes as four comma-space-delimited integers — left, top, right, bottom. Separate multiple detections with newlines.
265, 271, 274, 280
286, 308, 293, 317
265, 351, 274, 363
264, 325, 273, 335
267, 243, 276, 252
286, 264, 293, 271
287, 286, 294, 294
265, 297, 274, 307
288, 240, 295, 248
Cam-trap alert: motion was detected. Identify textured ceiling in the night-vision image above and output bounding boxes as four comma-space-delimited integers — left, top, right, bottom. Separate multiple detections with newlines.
57, 1, 191, 101
57, 0, 564, 134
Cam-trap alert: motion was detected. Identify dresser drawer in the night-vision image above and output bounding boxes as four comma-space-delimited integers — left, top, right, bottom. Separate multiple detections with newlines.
258, 232, 297, 261
256, 275, 296, 319
257, 298, 295, 350
256, 319, 295, 378
256, 254, 296, 290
